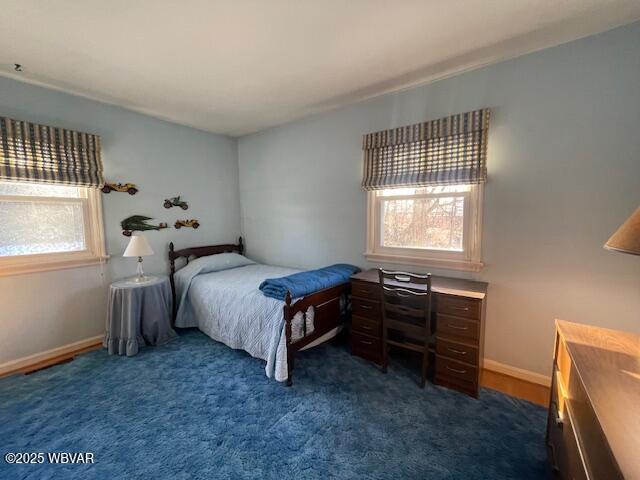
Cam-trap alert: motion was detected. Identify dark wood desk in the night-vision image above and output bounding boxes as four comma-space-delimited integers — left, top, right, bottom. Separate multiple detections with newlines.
547, 320, 640, 479
350, 269, 488, 397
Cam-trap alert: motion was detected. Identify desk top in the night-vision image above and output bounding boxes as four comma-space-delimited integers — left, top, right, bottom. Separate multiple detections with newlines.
556, 320, 640, 480
351, 268, 487, 299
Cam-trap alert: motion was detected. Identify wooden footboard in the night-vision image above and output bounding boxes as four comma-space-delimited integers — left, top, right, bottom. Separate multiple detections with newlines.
283, 282, 351, 386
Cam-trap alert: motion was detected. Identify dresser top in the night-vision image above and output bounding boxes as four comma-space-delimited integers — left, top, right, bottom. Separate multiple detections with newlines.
556, 320, 640, 480
351, 268, 487, 299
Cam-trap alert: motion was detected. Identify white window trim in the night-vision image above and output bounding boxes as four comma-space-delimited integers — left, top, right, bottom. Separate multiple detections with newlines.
0, 187, 107, 276
364, 184, 484, 272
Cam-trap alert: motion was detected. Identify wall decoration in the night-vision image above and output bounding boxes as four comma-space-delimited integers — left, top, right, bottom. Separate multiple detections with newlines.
102, 182, 138, 195
163, 196, 189, 210
174, 219, 200, 229
121, 215, 168, 236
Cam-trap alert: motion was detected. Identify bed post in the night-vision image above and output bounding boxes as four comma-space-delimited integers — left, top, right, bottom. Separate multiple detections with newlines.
169, 242, 177, 324
284, 290, 294, 387
238, 236, 244, 255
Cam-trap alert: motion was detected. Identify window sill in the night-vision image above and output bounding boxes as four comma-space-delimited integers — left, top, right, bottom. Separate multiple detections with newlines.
364, 252, 483, 272
0, 255, 109, 277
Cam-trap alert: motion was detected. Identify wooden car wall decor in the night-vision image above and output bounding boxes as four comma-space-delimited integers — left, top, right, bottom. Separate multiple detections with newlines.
104, 183, 199, 234
163, 196, 189, 210
174, 219, 200, 229
102, 182, 138, 195
121, 215, 168, 236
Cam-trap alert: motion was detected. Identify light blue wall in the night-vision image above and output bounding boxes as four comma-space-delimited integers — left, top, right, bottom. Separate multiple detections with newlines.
0, 77, 240, 364
2, 23, 639, 377
238, 23, 640, 376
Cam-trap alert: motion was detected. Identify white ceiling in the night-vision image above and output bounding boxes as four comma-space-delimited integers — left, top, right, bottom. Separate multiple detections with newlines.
1, 1, 639, 137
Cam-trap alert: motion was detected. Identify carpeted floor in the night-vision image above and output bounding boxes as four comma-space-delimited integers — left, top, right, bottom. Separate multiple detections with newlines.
0, 330, 550, 479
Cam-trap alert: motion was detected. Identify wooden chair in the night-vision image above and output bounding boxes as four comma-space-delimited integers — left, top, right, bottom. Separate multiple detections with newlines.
378, 268, 433, 388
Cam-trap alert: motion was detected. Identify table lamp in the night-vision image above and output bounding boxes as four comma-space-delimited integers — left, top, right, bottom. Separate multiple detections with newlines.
123, 234, 154, 283
604, 207, 640, 256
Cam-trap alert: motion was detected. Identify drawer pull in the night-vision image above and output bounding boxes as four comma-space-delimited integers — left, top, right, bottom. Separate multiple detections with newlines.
551, 401, 563, 429
359, 340, 373, 345
450, 305, 469, 311
447, 347, 467, 355
360, 325, 372, 331
447, 323, 469, 331
546, 442, 561, 473
446, 365, 467, 374
360, 305, 373, 310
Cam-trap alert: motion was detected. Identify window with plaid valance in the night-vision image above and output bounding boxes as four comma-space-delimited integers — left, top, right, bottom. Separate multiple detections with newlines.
361, 109, 490, 190
0, 116, 104, 188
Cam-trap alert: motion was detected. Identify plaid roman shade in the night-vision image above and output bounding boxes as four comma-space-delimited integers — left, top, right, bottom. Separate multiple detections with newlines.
361, 109, 490, 190
0, 116, 104, 187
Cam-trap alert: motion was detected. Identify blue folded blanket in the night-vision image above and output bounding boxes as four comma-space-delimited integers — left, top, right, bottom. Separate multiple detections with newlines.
259, 264, 361, 300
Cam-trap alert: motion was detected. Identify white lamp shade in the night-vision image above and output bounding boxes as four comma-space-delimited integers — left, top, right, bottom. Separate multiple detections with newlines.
604, 207, 640, 256
123, 235, 154, 257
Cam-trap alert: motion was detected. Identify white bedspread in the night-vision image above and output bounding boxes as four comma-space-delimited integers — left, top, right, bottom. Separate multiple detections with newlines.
175, 264, 313, 382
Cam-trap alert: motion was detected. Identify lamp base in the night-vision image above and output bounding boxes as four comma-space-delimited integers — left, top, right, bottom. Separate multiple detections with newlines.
128, 275, 156, 284
128, 257, 155, 283
125, 275, 158, 285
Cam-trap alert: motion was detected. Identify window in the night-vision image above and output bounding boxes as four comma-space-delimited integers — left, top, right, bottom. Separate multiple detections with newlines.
365, 184, 483, 271
361, 109, 489, 271
0, 181, 106, 275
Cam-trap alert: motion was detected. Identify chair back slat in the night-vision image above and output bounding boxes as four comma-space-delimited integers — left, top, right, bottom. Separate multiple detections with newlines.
380, 270, 430, 283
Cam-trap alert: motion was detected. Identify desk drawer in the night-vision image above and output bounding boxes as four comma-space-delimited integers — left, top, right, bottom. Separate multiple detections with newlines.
547, 398, 588, 480
435, 355, 477, 384
437, 295, 481, 320
437, 314, 479, 342
351, 331, 382, 364
352, 315, 380, 338
434, 355, 478, 397
436, 337, 478, 366
352, 297, 381, 320
352, 280, 379, 300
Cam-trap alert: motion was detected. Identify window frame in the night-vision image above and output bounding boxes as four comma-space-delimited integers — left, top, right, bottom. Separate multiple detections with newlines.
365, 184, 484, 272
0, 184, 107, 276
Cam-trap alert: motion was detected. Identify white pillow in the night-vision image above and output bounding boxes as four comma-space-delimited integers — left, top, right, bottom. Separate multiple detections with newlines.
178, 252, 255, 278
173, 252, 256, 310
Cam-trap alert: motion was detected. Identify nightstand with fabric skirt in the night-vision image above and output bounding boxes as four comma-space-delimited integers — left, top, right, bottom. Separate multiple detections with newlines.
104, 275, 177, 356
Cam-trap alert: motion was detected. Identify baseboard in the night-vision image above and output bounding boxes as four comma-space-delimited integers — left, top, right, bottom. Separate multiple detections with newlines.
0, 335, 552, 388
483, 359, 551, 387
0, 334, 104, 378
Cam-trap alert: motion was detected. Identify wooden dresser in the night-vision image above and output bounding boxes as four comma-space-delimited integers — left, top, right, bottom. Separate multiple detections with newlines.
350, 269, 488, 397
547, 320, 640, 480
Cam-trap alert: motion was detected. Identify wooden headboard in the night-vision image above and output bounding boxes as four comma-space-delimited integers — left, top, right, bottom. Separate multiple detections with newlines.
168, 236, 244, 322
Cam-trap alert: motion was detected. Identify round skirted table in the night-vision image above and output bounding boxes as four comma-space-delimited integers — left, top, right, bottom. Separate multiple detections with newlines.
103, 275, 177, 356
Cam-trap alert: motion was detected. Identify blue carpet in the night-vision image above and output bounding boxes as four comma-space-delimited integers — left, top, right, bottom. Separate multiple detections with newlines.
0, 330, 550, 479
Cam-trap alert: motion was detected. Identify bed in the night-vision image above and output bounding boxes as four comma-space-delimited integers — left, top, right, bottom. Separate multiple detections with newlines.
168, 237, 351, 385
